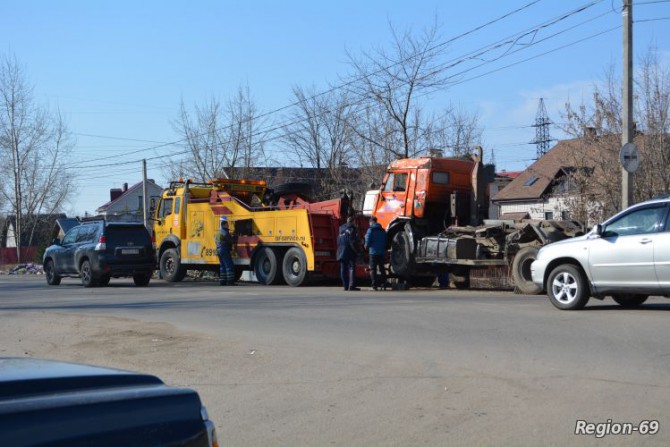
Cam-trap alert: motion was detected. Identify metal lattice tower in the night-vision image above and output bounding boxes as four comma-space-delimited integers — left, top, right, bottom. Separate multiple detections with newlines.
532, 98, 553, 159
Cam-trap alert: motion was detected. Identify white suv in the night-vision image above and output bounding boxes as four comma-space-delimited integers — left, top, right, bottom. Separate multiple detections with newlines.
531, 197, 670, 310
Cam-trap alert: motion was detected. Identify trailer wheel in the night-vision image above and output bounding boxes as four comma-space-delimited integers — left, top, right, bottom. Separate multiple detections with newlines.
160, 248, 187, 282
451, 266, 471, 289
283, 247, 308, 287
390, 230, 414, 277
511, 246, 542, 294
254, 247, 285, 285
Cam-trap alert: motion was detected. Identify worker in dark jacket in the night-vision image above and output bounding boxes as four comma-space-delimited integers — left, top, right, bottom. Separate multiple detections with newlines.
336, 216, 360, 291
364, 216, 388, 290
215, 216, 236, 285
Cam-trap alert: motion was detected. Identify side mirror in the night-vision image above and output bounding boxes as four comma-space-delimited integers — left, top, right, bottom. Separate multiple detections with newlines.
52, 238, 61, 246
594, 224, 603, 236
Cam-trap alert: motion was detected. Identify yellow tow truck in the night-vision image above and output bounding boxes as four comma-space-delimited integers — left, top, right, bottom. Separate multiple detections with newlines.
153, 178, 354, 286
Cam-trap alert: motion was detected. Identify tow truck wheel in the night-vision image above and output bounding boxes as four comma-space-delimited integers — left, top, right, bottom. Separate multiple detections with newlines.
511, 246, 542, 294
160, 248, 187, 282
254, 247, 285, 285
283, 247, 307, 287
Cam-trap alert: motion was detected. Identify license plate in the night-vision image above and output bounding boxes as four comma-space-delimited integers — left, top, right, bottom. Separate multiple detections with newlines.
121, 248, 140, 255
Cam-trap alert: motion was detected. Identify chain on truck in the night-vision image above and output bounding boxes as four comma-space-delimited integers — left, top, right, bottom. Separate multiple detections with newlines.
152, 178, 363, 286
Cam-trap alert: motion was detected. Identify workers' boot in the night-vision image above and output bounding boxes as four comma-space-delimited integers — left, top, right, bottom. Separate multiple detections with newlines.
226, 272, 236, 286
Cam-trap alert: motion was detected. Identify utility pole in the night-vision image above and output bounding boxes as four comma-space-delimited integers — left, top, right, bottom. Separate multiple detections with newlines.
621, 0, 634, 209
142, 159, 148, 229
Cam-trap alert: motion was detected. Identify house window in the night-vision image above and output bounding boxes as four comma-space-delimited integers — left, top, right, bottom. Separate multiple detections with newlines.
561, 210, 570, 220
524, 176, 539, 187
138, 196, 143, 210
545, 211, 554, 220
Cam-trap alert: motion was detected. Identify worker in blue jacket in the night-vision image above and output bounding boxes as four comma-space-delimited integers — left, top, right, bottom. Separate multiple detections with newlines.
364, 216, 388, 290
215, 216, 236, 285
337, 216, 360, 291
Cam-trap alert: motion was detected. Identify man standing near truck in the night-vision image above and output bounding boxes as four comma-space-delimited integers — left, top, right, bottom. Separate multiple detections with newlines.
337, 216, 360, 291
364, 216, 388, 290
215, 216, 235, 286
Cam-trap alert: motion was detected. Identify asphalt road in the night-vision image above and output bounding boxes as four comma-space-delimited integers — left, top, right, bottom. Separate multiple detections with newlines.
1, 275, 669, 446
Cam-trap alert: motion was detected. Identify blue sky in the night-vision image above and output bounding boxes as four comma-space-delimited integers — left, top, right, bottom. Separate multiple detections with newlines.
3, 0, 670, 215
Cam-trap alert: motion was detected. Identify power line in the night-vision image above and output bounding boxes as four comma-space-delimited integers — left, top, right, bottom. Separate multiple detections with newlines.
75, 133, 170, 144
636, 17, 670, 22
65, 0, 613, 174
63, 1, 548, 168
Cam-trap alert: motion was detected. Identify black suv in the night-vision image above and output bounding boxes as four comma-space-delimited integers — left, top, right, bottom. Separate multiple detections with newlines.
43, 220, 156, 287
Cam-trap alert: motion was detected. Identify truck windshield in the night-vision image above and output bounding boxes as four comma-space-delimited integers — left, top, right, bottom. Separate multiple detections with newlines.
384, 173, 408, 192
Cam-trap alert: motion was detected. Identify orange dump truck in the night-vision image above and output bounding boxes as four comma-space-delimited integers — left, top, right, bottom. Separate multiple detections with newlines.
363, 148, 584, 290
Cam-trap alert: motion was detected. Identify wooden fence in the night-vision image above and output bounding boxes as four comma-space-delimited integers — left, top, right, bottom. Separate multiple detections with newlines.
0, 247, 39, 266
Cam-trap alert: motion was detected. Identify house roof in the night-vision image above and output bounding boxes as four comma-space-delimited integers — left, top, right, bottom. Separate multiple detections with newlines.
96, 180, 161, 212
496, 171, 522, 179
492, 139, 581, 202
500, 212, 530, 220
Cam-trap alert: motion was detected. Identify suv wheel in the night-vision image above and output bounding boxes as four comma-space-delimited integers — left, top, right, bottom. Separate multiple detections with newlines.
45, 259, 61, 286
133, 272, 152, 287
547, 264, 589, 310
98, 275, 111, 287
611, 294, 648, 308
80, 260, 98, 288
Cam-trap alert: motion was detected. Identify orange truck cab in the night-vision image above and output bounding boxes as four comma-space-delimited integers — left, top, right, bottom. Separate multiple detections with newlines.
362, 148, 493, 284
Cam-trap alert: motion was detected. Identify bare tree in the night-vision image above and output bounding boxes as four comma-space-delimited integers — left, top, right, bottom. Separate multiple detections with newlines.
560, 93, 622, 224
348, 102, 397, 190
635, 47, 670, 198
559, 47, 670, 223
422, 106, 483, 157
168, 84, 267, 182
226, 84, 266, 179
346, 21, 450, 159
0, 54, 74, 263
282, 86, 355, 197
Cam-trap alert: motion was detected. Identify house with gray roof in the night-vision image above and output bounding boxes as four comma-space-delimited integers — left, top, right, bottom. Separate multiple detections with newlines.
96, 180, 163, 221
